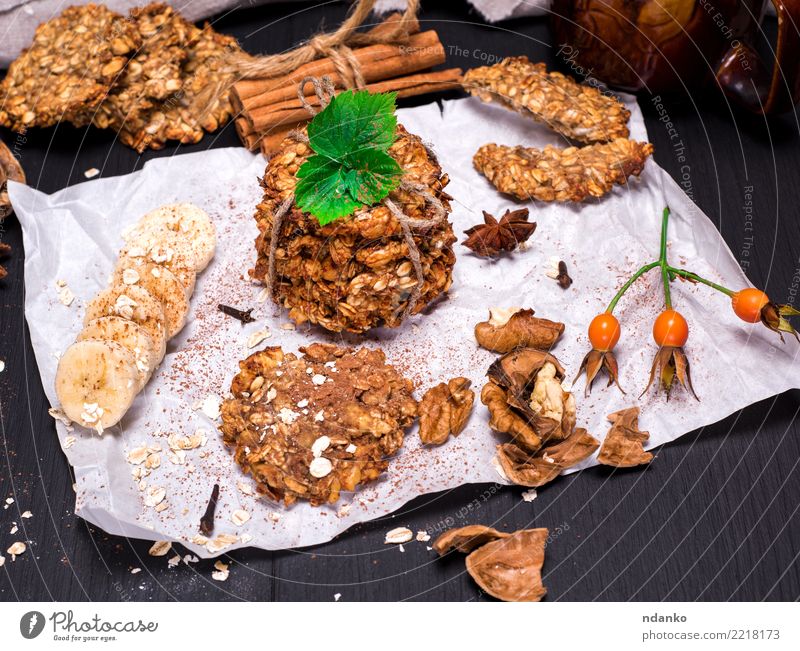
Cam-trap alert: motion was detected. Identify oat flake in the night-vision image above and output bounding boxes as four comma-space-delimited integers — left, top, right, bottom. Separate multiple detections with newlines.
231, 509, 250, 526
148, 540, 171, 557
384, 527, 413, 544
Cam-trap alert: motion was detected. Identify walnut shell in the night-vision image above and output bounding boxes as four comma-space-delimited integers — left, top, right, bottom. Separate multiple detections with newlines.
465, 528, 548, 602
597, 407, 652, 467
432, 525, 510, 555
496, 427, 599, 487
474, 308, 564, 353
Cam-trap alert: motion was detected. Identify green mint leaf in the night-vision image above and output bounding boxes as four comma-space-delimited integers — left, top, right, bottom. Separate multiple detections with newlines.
295, 89, 404, 225
295, 155, 362, 225
341, 148, 402, 204
308, 90, 398, 160
295, 149, 402, 226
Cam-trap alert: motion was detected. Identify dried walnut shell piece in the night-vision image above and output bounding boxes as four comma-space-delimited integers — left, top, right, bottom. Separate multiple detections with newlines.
419, 377, 475, 445
496, 427, 599, 488
475, 307, 564, 353
473, 139, 654, 203
597, 407, 653, 468
432, 525, 509, 555
466, 528, 548, 602
462, 56, 630, 144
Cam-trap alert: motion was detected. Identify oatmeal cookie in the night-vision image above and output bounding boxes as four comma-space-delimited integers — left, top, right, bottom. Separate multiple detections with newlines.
116, 23, 241, 152
463, 56, 630, 144
93, 3, 192, 133
252, 124, 456, 333
473, 139, 654, 202
220, 343, 418, 505
0, 4, 140, 131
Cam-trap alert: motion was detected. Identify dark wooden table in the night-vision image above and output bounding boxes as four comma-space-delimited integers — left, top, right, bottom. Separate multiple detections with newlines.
1, 1, 799, 602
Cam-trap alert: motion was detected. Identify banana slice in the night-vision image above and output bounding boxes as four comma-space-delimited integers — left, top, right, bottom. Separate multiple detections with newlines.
77, 316, 159, 386
118, 237, 196, 295
55, 340, 140, 433
113, 261, 189, 338
135, 203, 216, 271
84, 284, 167, 362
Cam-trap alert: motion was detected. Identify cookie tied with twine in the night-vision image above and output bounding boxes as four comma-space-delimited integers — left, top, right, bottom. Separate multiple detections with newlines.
252, 75, 457, 334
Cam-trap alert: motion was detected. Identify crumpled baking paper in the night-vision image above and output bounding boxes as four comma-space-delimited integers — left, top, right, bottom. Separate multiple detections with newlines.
12, 95, 800, 556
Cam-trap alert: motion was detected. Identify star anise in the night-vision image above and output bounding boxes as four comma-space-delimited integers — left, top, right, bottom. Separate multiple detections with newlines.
462, 208, 536, 257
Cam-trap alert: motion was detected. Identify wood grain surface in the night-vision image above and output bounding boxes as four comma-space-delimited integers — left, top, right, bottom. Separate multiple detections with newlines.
0, 1, 798, 601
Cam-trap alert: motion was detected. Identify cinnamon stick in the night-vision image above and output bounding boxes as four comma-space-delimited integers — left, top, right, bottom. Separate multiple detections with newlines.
232, 12, 418, 102
235, 116, 261, 151
234, 30, 445, 112
259, 126, 297, 156
248, 68, 463, 133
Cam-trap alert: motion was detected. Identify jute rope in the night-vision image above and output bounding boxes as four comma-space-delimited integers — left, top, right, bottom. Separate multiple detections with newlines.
265, 75, 448, 320
200, 0, 420, 113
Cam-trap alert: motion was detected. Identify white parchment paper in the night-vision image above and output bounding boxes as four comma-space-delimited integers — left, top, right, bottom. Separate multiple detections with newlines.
12, 96, 800, 556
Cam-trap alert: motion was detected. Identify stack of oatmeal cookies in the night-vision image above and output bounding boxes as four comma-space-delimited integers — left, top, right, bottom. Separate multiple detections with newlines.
0, 3, 240, 152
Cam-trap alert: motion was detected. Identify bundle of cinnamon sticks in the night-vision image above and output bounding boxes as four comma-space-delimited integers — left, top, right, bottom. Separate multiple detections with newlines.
232, 13, 462, 155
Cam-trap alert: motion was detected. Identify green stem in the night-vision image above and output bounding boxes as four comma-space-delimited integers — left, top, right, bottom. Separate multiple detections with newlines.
659, 206, 672, 309
606, 261, 660, 313
659, 206, 670, 262
666, 267, 735, 296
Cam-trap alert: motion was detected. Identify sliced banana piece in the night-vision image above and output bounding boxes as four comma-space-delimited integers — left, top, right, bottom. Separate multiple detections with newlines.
77, 316, 159, 386
136, 203, 216, 271
113, 262, 189, 338
55, 340, 140, 433
84, 284, 167, 362
117, 236, 197, 295
122, 222, 203, 276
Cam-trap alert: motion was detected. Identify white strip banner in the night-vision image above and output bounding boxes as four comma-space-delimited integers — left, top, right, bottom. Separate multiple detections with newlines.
0, 602, 798, 650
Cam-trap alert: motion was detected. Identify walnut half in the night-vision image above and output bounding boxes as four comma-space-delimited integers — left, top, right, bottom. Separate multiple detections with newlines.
482, 348, 576, 451
474, 307, 564, 353
419, 377, 475, 445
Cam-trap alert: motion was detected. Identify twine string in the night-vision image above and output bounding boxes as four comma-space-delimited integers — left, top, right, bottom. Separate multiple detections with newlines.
197, 0, 418, 117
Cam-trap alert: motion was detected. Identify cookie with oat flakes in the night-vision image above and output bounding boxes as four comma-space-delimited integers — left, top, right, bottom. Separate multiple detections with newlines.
94, 3, 194, 133
0, 4, 140, 131
117, 23, 241, 152
220, 343, 418, 506
463, 56, 631, 144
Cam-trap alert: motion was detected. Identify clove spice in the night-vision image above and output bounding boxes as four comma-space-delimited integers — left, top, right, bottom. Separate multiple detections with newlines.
556, 261, 573, 289
218, 304, 256, 323
199, 483, 220, 536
